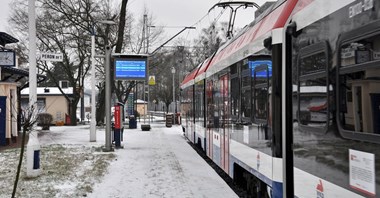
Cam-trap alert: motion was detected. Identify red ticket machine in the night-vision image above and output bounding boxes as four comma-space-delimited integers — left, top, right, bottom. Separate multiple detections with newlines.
114, 105, 122, 148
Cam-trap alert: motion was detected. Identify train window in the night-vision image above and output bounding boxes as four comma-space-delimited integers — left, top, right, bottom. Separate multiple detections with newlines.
300, 51, 326, 75
251, 60, 272, 123
254, 84, 268, 121
241, 87, 251, 120
338, 32, 380, 141
297, 42, 329, 132
242, 67, 252, 121
298, 76, 328, 128
231, 73, 240, 120
195, 81, 205, 127
206, 80, 215, 128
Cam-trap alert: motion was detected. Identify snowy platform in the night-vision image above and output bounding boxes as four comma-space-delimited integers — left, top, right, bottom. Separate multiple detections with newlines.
0, 121, 238, 198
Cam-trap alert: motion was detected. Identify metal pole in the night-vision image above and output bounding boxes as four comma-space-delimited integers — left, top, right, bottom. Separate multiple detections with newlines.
27, 0, 41, 178
104, 45, 112, 151
143, 83, 146, 124
90, 30, 96, 142
28, 0, 36, 116
172, 70, 175, 115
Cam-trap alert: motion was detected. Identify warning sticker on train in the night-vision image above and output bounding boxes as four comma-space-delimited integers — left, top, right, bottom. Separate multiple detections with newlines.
349, 149, 375, 196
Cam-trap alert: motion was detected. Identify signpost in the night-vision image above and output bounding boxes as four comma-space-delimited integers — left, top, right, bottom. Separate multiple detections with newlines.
40, 52, 63, 62
148, 75, 155, 85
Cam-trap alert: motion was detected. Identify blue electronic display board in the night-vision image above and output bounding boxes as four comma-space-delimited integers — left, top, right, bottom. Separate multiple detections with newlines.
114, 58, 147, 80
249, 60, 272, 78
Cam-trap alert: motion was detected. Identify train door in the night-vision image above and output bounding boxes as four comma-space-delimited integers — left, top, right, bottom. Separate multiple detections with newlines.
286, 1, 380, 196
219, 74, 230, 173
206, 81, 213, 159
0, 96, 6, 146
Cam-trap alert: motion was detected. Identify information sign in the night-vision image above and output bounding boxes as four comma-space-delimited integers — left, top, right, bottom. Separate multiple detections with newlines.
114, 55, 148, 81
40, 52, 63, 62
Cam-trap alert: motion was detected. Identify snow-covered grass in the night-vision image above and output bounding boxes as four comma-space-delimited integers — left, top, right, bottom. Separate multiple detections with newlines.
0, 142, 115, 198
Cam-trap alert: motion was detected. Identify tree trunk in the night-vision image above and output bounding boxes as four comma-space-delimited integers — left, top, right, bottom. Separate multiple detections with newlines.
12, 127, 28, 197
96, 87, 105, 125
115, 0, 128, 54
70, 102, 77, 126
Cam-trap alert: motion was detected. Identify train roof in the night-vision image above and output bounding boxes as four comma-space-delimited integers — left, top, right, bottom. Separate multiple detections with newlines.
194, 54, 215, 83
180, 62, 202, 89
180, 0, 298, 87
202, 0, 298, 78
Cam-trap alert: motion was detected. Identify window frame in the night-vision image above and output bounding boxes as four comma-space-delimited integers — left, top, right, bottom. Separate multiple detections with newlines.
253, 64, 270, 124
336, 20, 380, 143
296, 41, 330, 133
241, 66, 252, 123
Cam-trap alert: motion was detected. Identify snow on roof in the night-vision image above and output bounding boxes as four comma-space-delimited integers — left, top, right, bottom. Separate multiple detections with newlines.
135, 99, 147, 104
21, 87, 73, 95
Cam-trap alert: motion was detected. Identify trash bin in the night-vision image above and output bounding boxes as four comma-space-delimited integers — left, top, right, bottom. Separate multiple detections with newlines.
129, 115, 137, 129
166, 113, 173, 127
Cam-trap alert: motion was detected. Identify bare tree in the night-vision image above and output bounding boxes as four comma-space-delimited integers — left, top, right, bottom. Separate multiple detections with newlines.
9, 0, 114, 125
95, 5, 164, 123
12, 104, 38, 198
148, 50, 177, 112
191, 22, 228, 66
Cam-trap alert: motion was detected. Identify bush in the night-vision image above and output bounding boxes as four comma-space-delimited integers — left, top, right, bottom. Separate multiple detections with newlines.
38, 113, 53, 130
55, 121, 64, 126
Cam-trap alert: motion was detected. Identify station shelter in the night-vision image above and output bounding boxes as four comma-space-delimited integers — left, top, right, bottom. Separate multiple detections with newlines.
0, 32, 45, 146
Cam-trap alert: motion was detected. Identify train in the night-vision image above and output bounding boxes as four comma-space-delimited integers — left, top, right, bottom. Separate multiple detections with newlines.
180, 0, 380, 197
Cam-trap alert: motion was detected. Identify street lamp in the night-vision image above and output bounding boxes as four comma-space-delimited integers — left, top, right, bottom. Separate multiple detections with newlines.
101, 20, 116, 152
89, 20, 116, 150
27, 0, 41, 178
171, 67, 175, 115
89, 23, 96, 142
153, 99, 157, 112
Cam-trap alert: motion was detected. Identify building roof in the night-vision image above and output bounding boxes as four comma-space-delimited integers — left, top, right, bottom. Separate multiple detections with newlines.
1, 65, 46, 88
21, 87, 74, 95
0, 32, 18, 46
135, 99, 147, 104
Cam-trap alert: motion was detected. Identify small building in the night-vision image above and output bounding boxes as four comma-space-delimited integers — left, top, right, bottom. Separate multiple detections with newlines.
21, 87, 93, 124
20, 87, 74, 125
135, 99, 148, 116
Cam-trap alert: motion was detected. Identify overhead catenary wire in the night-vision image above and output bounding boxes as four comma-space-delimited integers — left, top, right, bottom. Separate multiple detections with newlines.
149, 0, 240, 77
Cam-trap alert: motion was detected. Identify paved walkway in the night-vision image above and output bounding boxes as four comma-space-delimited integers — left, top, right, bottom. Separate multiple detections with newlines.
88, 122, 238, 198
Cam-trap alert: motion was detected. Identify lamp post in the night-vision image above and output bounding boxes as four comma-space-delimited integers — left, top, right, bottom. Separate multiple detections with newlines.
27, 0, 41, 178
90, 23, 96, 142
89, 20, 116, 145
100, 20, 117, 152
171, 67, 175, 115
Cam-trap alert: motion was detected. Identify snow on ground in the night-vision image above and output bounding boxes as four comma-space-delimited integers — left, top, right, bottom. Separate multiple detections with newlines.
0, 119, 238, 198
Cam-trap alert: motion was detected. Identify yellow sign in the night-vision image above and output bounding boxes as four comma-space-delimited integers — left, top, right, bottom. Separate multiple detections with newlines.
148, 75, 156, 85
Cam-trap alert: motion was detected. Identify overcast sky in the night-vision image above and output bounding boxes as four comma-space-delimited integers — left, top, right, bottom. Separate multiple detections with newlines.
0, 0, 267, 44
0, 0, 13, 32
125, 0, 267, 43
